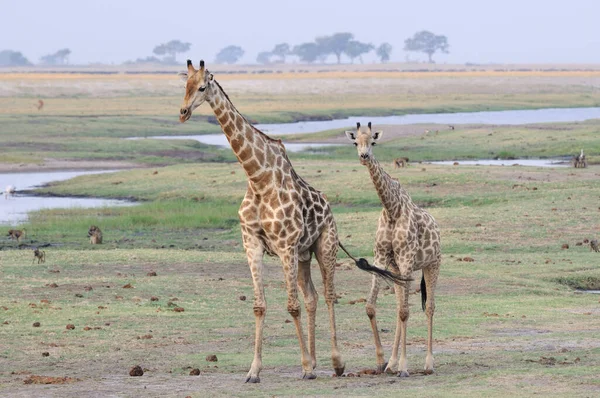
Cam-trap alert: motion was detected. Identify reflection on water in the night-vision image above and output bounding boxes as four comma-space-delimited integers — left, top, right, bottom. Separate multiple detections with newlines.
429, 159, 569, 167
0, 170, 135, 225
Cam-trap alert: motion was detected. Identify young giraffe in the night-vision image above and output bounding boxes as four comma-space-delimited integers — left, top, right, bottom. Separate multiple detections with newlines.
345, 122, 441, 377
178, 60, 401, 383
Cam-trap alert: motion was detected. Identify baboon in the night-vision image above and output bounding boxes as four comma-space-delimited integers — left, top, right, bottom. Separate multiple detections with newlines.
572, 149, 588, 168
7, 229, 26, 242
33, 248, 46, 264
36, 99, 44, 111
392, 157, 410, 168
591, 239, 599, 252
88, 225, 103, 244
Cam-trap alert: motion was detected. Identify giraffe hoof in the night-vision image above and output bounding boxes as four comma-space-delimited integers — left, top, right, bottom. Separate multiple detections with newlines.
334, 366, 345, 376
397, 370, 410, 378
245, 376, 260, 383
302, 371, 317, 380
424, 368, 434, 375
376, 362, 388, 374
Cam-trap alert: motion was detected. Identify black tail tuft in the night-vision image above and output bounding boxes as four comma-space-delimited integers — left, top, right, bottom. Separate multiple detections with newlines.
420, 273, 427, 311
354, 257, 411, 285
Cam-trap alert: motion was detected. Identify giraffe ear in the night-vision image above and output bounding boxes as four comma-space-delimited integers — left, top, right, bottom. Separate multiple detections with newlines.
373, 130, 384, 141
177, 72, 188, 83
344, 130, 356, 141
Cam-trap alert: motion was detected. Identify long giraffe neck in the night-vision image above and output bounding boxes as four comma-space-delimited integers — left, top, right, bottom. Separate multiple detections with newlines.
366, 157, 409, 215
206, 81, 289, 185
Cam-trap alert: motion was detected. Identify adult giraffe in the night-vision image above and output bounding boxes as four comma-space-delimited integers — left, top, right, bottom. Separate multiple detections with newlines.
178, 60, 403, 383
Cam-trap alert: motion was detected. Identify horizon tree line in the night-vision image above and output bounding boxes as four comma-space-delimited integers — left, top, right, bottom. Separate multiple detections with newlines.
0, 30, 450, 67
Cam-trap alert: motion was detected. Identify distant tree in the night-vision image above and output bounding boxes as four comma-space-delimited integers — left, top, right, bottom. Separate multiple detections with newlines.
153, 40, 191, 64
40, 48, 71, 65
292, 42, 320, 63
124, 56, 164, 65
215, 45, 245, 64
256, 51, 272, 64
376, 42, 393, 63
315, 32, 354, 64
271, 43, 291, 63
404, 30, 449, 63
344, 41, 374, 64
0, 50, 31, 66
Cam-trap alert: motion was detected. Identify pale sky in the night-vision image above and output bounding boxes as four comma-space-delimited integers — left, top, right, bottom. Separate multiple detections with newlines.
1, 0, 598, 65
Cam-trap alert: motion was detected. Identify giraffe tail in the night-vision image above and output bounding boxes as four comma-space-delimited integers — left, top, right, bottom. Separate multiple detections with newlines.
338, 242, 411, 285
420, 272, 427, 311
354, 258, 411, 285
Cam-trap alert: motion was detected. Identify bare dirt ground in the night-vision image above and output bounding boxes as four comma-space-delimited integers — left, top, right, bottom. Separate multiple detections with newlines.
1, 254, 599, 398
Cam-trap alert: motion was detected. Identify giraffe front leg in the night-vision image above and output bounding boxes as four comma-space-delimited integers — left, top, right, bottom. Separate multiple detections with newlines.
391, 280, 411, 377
367, 247, 392, 374
244, 240, 266, 383
385, 278, 411, 377
282, 248, 315, 379
366, 274, 386, 373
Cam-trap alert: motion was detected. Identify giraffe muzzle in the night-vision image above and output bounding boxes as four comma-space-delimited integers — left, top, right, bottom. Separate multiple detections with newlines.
179, 107, 191, 123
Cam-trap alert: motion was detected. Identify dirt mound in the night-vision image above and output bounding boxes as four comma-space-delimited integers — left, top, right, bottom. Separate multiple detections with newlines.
23, 375, 79, 384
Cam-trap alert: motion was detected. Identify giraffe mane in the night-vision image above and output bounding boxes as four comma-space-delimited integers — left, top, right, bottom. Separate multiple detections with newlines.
213, 79, 280, 145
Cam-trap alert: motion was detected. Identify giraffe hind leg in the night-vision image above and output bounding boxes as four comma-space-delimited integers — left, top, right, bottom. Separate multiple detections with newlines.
281, 247, 315, 380
314, 229, 345, 376
297, 251, 318, 370
422, 261, 440, 375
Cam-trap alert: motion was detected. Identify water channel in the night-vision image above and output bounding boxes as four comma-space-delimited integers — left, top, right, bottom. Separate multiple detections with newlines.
4, 107, 599, 224
0, 170, 135, 225
141, 107, 600, 150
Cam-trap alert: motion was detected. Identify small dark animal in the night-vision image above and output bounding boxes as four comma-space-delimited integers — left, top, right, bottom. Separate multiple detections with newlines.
36, 99, 44, 111
33, 248, 46, 264
392, 157, 410, 168
591, 239, 599, 252
7, 229, 26, 242
448, 125, 455, 130
572, 149, 588, 168
88, 225, 103, 244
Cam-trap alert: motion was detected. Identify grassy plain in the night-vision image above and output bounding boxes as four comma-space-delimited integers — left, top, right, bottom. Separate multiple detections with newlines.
1, 68, 600, 396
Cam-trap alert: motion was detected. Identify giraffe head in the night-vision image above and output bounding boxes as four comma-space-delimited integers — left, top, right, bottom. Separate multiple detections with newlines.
344, 122, 383, 165
178, 59, 214, 123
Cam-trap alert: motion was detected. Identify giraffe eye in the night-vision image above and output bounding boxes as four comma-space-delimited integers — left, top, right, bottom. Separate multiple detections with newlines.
199, 86, 206, 92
